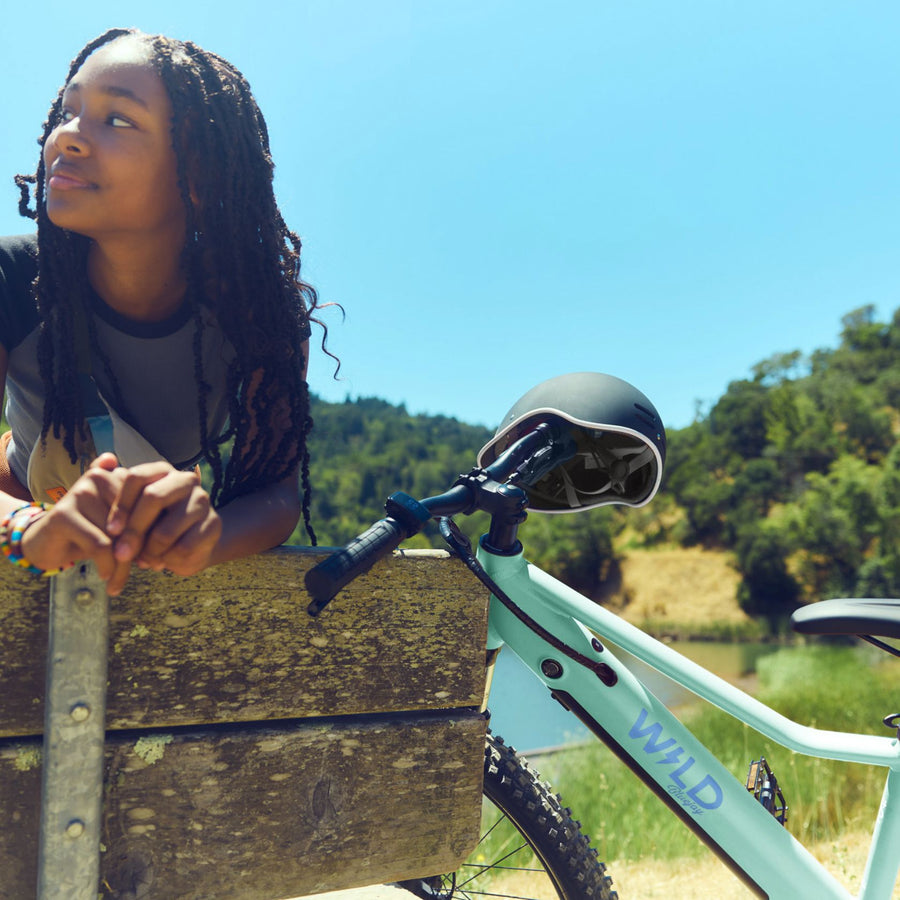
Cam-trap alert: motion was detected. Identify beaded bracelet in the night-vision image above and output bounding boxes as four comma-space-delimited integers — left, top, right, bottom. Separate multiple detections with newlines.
0, 502, 69, 577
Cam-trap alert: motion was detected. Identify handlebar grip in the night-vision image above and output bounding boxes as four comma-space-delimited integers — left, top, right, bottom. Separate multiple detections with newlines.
305, 516, 407, 616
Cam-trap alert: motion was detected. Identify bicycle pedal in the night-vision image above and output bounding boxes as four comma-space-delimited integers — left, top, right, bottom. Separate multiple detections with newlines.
746, 757, 788, 825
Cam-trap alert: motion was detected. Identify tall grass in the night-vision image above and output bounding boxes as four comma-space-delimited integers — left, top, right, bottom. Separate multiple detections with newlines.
635, 617, 769, 642
541, 644, 900, 864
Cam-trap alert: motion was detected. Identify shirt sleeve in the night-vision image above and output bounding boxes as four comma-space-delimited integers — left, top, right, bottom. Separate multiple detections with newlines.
0, 233, 40, 353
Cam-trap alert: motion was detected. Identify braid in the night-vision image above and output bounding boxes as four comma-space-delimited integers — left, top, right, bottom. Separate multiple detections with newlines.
14, 28, 330, 542
17, 28, 137, 460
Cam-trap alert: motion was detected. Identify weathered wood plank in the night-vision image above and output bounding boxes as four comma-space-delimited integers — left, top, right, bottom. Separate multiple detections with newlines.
0, 548, 490, 736
1, 548, 490, 897
0, 568, 55, 738
1, 712, 487, 899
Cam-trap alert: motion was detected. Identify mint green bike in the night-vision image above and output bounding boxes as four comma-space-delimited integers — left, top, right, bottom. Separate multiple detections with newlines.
305, 373, 900, 900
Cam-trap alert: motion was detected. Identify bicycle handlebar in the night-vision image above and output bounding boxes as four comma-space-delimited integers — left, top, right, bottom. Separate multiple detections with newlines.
305, 514, 408, 616
304, 422, 573, 616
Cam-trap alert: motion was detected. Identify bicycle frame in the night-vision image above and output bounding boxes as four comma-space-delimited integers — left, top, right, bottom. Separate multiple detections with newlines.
478, 544, 900, 900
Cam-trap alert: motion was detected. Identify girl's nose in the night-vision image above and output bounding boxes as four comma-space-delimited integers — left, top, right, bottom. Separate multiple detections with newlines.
53, 118, 90, 155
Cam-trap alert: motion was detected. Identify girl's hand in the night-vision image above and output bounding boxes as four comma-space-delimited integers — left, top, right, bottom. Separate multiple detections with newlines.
105, 461, 222, 580
19, 453, 124, 585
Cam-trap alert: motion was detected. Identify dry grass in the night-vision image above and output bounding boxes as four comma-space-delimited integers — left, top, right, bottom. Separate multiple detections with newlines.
608, 830, 899, 899
608, 547, 751, 632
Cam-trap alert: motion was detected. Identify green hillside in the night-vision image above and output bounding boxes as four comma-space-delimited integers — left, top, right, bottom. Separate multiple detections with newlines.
295, 303, 900, 634
664, 304, 900, 629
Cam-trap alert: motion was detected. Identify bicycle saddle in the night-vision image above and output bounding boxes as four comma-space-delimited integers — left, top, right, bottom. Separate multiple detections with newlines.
791, 598, 900, 640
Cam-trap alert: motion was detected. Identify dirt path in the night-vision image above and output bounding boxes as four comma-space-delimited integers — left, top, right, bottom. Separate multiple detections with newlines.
297, 831, 899, 898
608, 830, 899, 899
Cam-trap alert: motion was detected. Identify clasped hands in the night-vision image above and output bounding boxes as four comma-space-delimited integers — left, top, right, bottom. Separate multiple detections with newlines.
21, 452, 222, 595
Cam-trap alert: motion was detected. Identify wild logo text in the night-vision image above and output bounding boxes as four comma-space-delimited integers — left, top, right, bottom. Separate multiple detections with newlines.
629, 708, 723, 816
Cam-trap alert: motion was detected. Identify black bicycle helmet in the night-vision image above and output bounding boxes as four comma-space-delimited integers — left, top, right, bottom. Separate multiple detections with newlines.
477, 372, 666, 513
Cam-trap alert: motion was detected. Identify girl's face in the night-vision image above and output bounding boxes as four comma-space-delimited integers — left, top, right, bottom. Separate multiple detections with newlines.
43, 36, 185, 245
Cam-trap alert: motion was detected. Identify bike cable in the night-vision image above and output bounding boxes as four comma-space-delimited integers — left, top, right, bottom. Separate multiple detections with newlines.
438, 517, 617, 687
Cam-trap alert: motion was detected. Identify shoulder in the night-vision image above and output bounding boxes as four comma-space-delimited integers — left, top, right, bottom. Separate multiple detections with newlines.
0, 233, 38, 273
0, 233, 40, 352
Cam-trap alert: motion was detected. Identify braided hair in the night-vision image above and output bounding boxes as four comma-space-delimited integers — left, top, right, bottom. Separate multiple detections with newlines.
15, 28, 325, 542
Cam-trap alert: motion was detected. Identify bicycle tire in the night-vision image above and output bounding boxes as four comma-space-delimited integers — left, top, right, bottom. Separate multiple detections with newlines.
398, 732, 618, 899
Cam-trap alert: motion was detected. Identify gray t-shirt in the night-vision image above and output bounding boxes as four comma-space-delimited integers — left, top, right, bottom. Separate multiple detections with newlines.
0, 233, 233, 486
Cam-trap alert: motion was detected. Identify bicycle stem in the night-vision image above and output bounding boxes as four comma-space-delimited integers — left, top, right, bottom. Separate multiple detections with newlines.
424, 421, 577, 554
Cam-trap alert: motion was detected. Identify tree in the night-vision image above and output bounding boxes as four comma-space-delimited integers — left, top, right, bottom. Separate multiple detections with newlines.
522, 508, 618, 600
751, 350, 806, 386
764, 383, 835, 478
709, 379, 770, 461
723, 458, 783, 544
734, 522, 800, 631
785, 456, 880, 600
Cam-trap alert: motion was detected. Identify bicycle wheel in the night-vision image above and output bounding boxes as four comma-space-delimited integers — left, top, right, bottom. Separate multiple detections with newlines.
398, 732, 617, 900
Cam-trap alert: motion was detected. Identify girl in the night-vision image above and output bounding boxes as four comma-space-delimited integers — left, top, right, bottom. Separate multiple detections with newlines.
0, 28, 324, 595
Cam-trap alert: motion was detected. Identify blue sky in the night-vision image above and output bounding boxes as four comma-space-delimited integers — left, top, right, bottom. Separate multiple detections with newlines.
2, 2, 899, 433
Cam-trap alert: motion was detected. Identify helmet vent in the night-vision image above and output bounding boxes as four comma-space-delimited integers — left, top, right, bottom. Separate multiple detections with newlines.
633, 403, 659, 429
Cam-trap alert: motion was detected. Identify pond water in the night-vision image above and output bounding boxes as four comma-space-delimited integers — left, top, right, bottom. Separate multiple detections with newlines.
485, 639, 783, 753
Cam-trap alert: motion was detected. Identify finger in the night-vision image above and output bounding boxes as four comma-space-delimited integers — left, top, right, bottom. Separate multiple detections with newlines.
55, 508, 117, 572
89, 452, 120, 472
72, 471, 134, 593
106, 465, 173, 536
57, 474, 121, 532
73, 468, 132, 516
24, 507, 117, 580
152, 512, 222, 576
104, 556, 134, 596
113, 474, 201, 562
135, 509, 196, 563
47, 472, 133, 578
135, 489, 211, 563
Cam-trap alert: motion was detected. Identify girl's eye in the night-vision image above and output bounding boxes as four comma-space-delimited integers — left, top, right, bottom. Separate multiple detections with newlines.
60, 109, 75, 123
108, 115, 134, 128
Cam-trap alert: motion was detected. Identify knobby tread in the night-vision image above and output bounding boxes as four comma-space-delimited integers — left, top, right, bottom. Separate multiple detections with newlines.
398, 731, 617, 900
482, 732, 618, 899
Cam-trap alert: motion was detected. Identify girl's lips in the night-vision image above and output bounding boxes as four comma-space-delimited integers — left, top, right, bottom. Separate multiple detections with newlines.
47, 172, 96, 191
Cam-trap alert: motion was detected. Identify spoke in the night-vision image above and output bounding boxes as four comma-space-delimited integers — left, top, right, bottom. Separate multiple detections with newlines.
399, 736, 593, 900
476, 815, 508, 847
457, 843, 532, 888
461, 863, 545, 875
450, 890, 550, 899
457, 849, 547, 896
